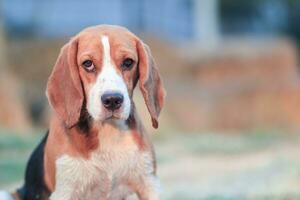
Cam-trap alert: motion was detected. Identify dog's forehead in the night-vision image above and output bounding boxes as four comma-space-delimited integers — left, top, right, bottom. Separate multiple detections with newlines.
77, 25, 137, 50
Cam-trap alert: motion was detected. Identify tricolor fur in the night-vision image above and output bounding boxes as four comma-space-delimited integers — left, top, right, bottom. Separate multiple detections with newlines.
10, 25, 166, 200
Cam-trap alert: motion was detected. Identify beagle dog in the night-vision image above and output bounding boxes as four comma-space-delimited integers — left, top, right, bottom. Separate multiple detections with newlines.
9, 25, 166, 200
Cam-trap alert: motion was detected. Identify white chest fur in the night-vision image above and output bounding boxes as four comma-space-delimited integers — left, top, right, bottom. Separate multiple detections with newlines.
50, 123, 158, 200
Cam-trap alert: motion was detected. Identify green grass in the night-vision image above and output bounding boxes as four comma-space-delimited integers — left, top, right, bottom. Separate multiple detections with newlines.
155, 129, 296, 156
0, 128, 44, 187
1, 128, 300, 199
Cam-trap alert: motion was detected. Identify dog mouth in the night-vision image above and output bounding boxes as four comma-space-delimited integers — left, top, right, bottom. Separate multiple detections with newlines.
104, 111, 123, 120
102, 112, 129, 128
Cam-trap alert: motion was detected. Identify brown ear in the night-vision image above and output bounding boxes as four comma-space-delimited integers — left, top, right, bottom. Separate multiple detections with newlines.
137, 40, 166, 129
46, 38, 83, 128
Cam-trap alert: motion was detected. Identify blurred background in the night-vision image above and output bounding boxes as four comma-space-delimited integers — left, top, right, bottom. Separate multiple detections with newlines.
1, 0, 300, 199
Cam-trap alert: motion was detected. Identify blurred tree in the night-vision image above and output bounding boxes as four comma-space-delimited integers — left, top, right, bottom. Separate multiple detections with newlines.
220, 0, 300, 47
0, 19, 8, 69
0, 12, 31, 131
286, 0, 300, 44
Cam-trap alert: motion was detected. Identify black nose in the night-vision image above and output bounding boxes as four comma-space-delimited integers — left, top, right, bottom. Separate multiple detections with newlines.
101, 92, 124, 110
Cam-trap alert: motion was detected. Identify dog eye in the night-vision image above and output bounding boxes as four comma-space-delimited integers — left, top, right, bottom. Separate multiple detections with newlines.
82, 60, 95, 72
121, 58, 134, 70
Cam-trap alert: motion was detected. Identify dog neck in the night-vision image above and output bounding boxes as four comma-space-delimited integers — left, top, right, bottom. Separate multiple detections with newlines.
44, 106, 148, 190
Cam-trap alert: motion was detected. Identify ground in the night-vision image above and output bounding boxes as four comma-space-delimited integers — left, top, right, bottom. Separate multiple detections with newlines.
1, 129, 300, 200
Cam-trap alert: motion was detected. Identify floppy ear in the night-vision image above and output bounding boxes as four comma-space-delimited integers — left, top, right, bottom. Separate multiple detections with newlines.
46, 38, 84, 128
137, 40, 166, 129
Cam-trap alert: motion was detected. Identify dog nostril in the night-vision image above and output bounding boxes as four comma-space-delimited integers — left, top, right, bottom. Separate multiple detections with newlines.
101, 93, 124, 110
103, 99, 110, 106
115, 99, 122, 105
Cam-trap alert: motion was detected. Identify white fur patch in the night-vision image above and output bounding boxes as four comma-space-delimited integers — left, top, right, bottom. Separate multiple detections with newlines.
87, 35, 131, 122
0, 191, 14, 200
50, 123, 160, 200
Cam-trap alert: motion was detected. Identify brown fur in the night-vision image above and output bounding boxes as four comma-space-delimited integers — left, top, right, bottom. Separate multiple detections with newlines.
44, 25, 165, 196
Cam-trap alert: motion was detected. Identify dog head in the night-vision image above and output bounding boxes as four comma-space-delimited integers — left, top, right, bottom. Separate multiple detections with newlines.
46, 25, 165, 129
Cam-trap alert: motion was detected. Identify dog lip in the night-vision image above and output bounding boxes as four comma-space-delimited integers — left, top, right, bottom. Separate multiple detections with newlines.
105, 113, 120, 120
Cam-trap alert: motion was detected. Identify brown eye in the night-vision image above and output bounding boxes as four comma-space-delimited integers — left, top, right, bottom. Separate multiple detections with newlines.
82, 60, 95, 72
121, 58, 134, 70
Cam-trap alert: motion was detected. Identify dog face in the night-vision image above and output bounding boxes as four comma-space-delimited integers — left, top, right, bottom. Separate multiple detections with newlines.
78, 31, 136, 122
46, 25, 165, 129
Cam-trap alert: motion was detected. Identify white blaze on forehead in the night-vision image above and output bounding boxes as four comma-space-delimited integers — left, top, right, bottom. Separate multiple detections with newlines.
87, 35, 131, 121
102, 36, 111, 65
